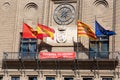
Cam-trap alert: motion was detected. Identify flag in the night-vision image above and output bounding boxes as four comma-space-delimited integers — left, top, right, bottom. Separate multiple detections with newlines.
38, 24, 55, 40
95, 20, 116, 37
78, 20, 97, 40
37, 25, 48, 40
23, 23, 37, 38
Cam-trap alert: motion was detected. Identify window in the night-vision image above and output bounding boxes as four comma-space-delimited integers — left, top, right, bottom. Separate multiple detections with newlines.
46, 77, 55, 80
102, 78, 112, 80
83, 78, 93, 80
64, 77, 73, 80
20, 38, 37, 59
0, 77, 3, 80
29, 76, 37, 80
11, 77, 20, 80
89, 36, 109, 59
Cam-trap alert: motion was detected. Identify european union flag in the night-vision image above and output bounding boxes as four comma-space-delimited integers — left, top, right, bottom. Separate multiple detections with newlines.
95, 20, 116, 37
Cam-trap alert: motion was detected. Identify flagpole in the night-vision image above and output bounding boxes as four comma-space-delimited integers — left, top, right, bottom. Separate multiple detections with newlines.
76, 0, 80, 59
21, 18, 24, 58
76, 0, 83, 78
95, 15, 96, 21
37, 17, 39, 52
94, 15, 97, 59
77, 0, 83, 54
22, 18, 24, 39
75, 0, 80, 78
22, 18, 24, 48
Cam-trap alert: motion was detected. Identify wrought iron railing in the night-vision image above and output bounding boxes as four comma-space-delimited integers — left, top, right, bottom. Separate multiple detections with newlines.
77, 51, 120, 60
3, 51, 120, 60
3, 52, 38, 60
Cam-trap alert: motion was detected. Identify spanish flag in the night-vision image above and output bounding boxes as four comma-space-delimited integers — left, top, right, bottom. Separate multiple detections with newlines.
23, 23, 37, 38
37, 25, 48, 40
37, 24, 55, 40
78, 20, 97, 40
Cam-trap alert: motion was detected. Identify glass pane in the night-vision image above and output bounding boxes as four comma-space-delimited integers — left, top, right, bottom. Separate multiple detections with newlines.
83, 78, 93, 80
0, 77, 3, 80
29, 77, 37, 80
102, 78, 112, 80
90, 42, 99, 52
12, 77, 20, 80
101, 42, 108, 51
99, 41, 109, 58
46, 77, 55, 80
89, 42, 99, 59
64, 78, 73, 80
21, 43, 29, 52
29, 43, 37, 52
29, 43, 37, 58
21, 43, 29, 58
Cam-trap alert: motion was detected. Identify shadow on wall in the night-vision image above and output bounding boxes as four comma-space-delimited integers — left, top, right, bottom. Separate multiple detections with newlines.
38, 41, 89, 56
38, 41, 52, 52
73, 41, 89, 56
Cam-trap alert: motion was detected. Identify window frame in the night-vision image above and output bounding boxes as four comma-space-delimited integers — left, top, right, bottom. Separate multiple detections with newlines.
0, 77, 3, 80
19, 33, 38, 59
89, 35, 109, 59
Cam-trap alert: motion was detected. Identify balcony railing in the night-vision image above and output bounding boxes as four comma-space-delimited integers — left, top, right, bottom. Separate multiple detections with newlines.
77, 51, 120, 60
3, 52, 38, 60
3, 51, 120, 60
2, 51, 120, 69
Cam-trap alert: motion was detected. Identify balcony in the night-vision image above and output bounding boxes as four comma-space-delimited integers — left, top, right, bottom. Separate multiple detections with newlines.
2, 51, 119, 70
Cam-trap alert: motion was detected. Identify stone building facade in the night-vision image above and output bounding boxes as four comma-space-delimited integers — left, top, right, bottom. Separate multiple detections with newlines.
0, 0, 120, 80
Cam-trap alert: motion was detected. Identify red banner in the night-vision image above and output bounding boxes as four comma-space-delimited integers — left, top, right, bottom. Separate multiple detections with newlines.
40, 52, 76, 59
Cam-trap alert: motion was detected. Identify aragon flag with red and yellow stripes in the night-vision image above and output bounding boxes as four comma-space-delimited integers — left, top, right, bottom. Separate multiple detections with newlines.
23, 23, 37, 38
77, 20, 97, 40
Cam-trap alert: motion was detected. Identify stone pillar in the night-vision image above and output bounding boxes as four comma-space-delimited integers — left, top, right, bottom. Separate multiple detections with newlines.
56, 70, 61, 80
3, 73, 9, 80
20, 71, 27, 80
37, 70, 44, 80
